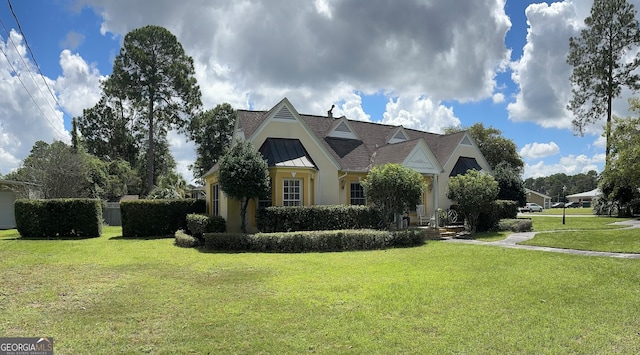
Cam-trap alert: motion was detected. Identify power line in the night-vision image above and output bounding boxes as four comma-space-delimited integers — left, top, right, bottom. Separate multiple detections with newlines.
0, 43, 68, 139
0, 18, 62, 128
2, 0, 72, 141
7, 0, 64, 115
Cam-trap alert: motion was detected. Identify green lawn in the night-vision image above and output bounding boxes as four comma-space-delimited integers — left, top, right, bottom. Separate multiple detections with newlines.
2, 226, 640, 353
523, 207, 594, 215
529, 216, 626, 232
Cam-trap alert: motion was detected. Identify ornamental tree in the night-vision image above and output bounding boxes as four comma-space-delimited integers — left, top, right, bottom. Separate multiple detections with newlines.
218, 140, 271, 233
361, 163, 425, 228
446, 169, 499, 235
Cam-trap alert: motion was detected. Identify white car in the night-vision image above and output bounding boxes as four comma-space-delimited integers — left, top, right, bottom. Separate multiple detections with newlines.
520, 203, 543, 213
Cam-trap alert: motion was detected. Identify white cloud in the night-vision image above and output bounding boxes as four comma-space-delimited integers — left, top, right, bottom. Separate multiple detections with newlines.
382, 96, 460, 133
519, 141, 560, 160
0, 30, 70, 175
86, 0, 511, 103
492, 92, 505, 104
523, 153, 605, 179
54, 50, 105, 117
507, 2, 577, 129
592, 135, 606, 149
508, 0, 640, 137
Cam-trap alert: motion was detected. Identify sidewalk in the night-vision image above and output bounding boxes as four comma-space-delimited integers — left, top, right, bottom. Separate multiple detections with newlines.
443, 219, 640, 259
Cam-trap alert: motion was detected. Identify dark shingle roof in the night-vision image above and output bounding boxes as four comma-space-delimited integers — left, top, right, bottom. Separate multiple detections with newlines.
233, 107, 469, 173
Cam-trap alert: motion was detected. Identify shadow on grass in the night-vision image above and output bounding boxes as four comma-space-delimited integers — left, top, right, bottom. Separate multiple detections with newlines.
109, 235, 174, 241
7, 235, 100, 241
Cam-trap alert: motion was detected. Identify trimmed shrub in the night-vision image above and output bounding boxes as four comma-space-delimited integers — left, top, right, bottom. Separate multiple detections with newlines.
186, 214, 226, 234
15, 199, 102, 239
186, 214, 210, 236
174, 229, 200, 248
209, 215, 226, 233
477, 200, 519, 233
121, 199, 205, 238
256, 205, 383, 232
202, 228, 426, 253
497, 219, 533, 232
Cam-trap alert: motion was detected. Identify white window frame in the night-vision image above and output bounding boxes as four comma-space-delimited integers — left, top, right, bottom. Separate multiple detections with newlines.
282, 179, 302, 206
212, 184, 220, 216
350, 182, 366, 205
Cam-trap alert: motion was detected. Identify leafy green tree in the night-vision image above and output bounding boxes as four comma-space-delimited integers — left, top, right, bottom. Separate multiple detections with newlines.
104, 159, 141, 200
599, 98, 640, 215
104, 25, 202, 193
567, 0, 640, 164
218, 140, 271, 233
7, 141, 106, 199
361, 163, 425, 228
76, 96, 138, 165
148, 171, 188, 199
445, 123, 524, 172
446, 169, 499, 235
189, 103, 236, 182
494, 162, 526, 206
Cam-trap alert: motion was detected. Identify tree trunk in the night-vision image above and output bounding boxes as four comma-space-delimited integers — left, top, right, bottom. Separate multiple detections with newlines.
147, 95, 155, 194
606, 94, 612, 168
240, 197, 249, 234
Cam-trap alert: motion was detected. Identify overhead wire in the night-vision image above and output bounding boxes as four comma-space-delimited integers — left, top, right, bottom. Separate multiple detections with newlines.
1, 0, 71, 140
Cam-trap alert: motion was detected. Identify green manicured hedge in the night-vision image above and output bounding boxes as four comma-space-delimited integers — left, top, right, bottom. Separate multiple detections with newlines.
174, 229, 200, 248
202, 229, 427, 253
186, 214, 226, 236
498, 218, 533, 232
256, 205, 383, 232
15, 199, 102, 239
477, 200, 519, 232
121, 199, 206, 238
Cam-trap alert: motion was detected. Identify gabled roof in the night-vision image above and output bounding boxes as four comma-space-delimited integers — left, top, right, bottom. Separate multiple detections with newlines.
567, 188, 602, 199
227, 99, 483, 174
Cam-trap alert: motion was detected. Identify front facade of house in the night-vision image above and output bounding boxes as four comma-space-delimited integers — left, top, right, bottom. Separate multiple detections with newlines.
204, 98, 491, 233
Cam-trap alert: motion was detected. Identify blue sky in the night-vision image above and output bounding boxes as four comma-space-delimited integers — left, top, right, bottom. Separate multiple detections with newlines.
1, 0, 634, 183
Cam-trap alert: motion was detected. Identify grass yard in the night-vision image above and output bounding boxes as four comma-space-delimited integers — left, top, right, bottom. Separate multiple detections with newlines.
522, 207, 593, 215
520, 229, 640, 253
1, 226, 640, 354
529, 216, 627, 232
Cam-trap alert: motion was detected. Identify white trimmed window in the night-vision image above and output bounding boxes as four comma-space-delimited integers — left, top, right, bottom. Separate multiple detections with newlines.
282, 179, 301, 206
350, 182, 366, 205
211, 184, 220, 216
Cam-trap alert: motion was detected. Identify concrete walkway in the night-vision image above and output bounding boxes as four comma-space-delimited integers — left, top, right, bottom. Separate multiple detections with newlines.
443, 219, 640, 259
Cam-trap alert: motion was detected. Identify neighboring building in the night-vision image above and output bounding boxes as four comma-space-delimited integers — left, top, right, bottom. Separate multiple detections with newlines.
0, 180, 41, 229
525, 188, 552, 209
567, 188, 602, 207
186, 184, 205, 200
204, 98, 491, 233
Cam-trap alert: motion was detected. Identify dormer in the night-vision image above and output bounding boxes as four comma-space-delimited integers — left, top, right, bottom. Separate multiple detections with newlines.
388, 127, 408, 144
327, 118, 359, 140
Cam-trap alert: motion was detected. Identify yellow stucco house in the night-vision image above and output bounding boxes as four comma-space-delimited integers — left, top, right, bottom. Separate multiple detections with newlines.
204, 98, 491, 233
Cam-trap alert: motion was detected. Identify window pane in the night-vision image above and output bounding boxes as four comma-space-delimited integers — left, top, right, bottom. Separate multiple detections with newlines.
283, 179, 301, 206
350, 182, 366, 205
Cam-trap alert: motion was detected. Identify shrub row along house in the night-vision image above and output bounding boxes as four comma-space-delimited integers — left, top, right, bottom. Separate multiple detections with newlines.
204, 98, 491, 233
